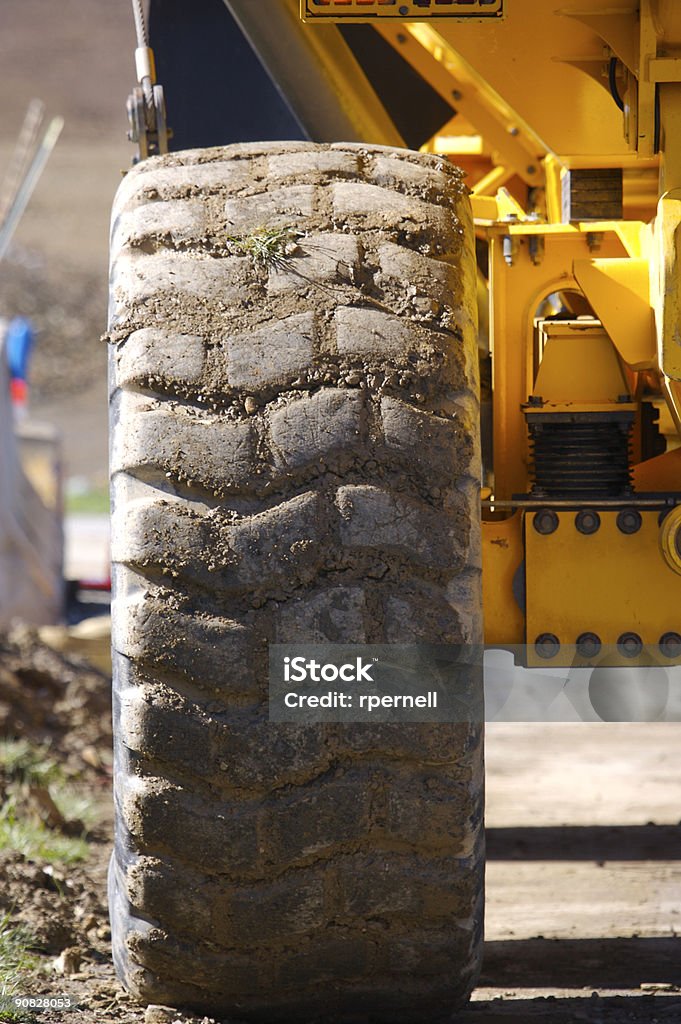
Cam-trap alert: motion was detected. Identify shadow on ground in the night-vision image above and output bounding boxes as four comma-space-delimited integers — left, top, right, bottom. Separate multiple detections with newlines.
481, 937, 681, 988
486, 823, 681, 861
462, 991, 681, 1022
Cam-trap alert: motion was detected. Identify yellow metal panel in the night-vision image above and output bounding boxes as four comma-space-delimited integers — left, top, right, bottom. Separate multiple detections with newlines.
525, 510, 681, 667
633, 447, 681, 491
375, 22, 543, 184
654, 0, 681, 44
611, 220, 649, 259
661, 378, 681, 438
646, 57, 681, 83
482, 513, 524, 646
471, 194, 498, 222
654, 191, 681, 381
533, 322, 630, 404
407, 22, 548, 184
431, 2, 633, 158
659, 84, 681, 194
573, 257, 657, 370
558, 8, 637, 73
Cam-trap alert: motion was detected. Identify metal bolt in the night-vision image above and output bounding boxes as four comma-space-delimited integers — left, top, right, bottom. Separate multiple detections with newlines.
617, 632, 643, 659
502, 235, 516, 267
533, 509, 559, 535
575, 510, 601, 535
396, 32, 408, 44
616, 509, 642, 535
659, 632, 681, 659
452, 89, 463, 101
399, 5, 409, 14
576, 632, 602, 659
509, 126, 519, 136
535, 633, 560, 659
527, 394, 544, 407
526, 165, 537, 175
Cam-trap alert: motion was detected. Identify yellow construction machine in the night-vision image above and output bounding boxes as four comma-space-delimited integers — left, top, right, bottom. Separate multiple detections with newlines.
295, 0, 681, 671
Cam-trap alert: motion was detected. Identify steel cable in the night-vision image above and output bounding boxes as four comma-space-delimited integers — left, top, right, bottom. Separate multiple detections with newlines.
131, 0, 149, 48
131, 0, 154, 114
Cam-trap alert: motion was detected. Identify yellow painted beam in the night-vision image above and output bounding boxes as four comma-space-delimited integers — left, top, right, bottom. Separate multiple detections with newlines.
375, 21, 546, 185
471, 165, 513, 198
471, 194, 499, 223
573, 257, 657, 369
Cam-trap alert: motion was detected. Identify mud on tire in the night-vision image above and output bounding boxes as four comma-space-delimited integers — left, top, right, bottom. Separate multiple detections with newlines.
107, 142, 484, 1022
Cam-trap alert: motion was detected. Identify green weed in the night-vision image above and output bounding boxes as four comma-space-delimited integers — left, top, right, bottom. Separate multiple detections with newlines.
0, 741, 98, 846
0, 800, 88, 865
0, 915, 39, 1023
226, 225, 303, 270
0, 741, 61, 789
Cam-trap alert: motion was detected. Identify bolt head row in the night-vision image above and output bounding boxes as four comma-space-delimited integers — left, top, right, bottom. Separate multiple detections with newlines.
534, 632, 681, 660
532, 509, 643, 535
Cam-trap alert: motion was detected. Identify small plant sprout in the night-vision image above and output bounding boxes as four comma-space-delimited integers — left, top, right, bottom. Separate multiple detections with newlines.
225, 224, 393, 313
226, 225, 304, 271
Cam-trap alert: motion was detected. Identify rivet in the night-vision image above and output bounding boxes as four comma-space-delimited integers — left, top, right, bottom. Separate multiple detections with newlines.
576, 632, 602, 659
533, 509, 559, 535
617, 632, 643, 659
659, 632, 681, 659
617, 510, 642, 535
535, 633, 560, 659
576, 510, 600, 535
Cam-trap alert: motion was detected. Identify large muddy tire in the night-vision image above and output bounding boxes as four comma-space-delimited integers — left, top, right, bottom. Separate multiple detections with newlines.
107, 142, 484, 1022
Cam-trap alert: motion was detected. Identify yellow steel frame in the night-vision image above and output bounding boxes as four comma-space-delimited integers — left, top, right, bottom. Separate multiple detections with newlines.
428, 2, 681, 659
525, 511, 681, 667
486, 222, 631, 499
301, 0, 681, 663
